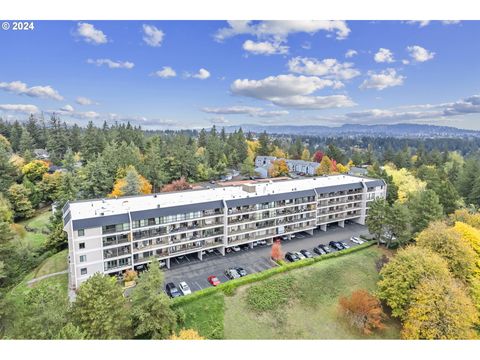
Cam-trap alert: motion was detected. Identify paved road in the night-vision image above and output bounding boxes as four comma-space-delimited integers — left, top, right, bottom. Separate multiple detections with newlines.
163, 222, 369, 294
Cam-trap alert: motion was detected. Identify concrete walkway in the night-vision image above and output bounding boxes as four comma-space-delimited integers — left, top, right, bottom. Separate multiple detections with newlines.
27, 270, 68, 286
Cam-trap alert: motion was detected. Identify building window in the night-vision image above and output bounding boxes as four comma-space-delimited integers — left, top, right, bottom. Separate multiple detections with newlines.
80, 268, 87, 275
78, 229, 85, 237
80, 255, 87, 263
79, 242, 85, 250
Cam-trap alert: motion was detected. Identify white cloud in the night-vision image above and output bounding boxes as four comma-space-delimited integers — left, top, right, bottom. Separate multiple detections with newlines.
142, 24, 164, 47
318, 94, 480, 125
287, 57, 360, 80
152, 66, 176, 78
76, 22, 108, 44
360, 69, 405, 90
230, 74, 354, 110
406, 20, 461, 27
0, 104, 39, 114
345, 49, 357, 58
242, 40, 288, 55
374, 48, 395, 63
201, 105, 289, 117
406, 20, 431, 28
214, 20, 350, 42
76, 96, 97, 106
87, 58, 135, 69
185, 68, 210, 80
0, 80, 63, 100
402, 59, 410, 65
60, 104, 74, 112
407, 45, 435, 62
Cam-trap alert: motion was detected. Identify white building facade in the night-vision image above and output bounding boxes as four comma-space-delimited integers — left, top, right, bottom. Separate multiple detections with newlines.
63, 175, 386, 289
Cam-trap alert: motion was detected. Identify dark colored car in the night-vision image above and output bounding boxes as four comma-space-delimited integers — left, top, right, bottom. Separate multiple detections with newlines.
165, 282, 183, 298
313, 246, 326, 255
235, 267, 247, 277
319, 244, 332, 253
300, 249, 313, 258
285, 252, 300, 262
329, 241, 344, 250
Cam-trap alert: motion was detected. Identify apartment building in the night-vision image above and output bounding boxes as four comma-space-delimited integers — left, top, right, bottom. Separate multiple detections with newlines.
63, 175, 386, 289
254, 156, 320, 177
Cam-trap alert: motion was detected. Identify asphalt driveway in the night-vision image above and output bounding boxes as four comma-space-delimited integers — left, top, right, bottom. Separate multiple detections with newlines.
163, 222, 370, 294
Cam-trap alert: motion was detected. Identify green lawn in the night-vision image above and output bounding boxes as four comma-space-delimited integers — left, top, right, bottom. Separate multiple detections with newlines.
223, 246, 400, 339
20, 208, 51, 233
16, 208, 52, 250
175, 292, 225, 339
31, 249, 68, 278
176, 246, 400, 339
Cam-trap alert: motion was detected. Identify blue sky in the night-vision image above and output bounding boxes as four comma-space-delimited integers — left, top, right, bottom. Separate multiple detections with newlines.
0, 20, 479, 129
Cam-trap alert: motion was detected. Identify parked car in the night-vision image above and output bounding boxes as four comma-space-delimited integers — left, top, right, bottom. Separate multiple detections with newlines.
300, 249, 313, 258
350, 236, 363, 244
232, 246, 241, 252
341, 242, 350, 249
225, 268, 241, 280
165, 282, 183, 298
235, 267, 247, 277
252, 241, 258, 247
295, 251, 306, 260
282, 235, 289, 241
319, 244, 332, 253
313, 246, 326, 255
178, 281, 191, 295
329, 241, 344, 250
258, 240, 267, 246
208, 275, 221, 286
290, 234, 296, 239
241, 244, 250, 250
226, 248, 232, 253
285, 252, 300, 262
207, 248, 215, 253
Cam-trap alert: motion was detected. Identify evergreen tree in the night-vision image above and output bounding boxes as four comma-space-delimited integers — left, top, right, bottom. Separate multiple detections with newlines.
0, 144, 16, 191
71, 274, 131, 339
407, 190, 444, 234
122, 166, 142, 196
19, 128, 34, 161
366, 198, 388, 245
257, 131, 271, 156
130, 260, 177, 339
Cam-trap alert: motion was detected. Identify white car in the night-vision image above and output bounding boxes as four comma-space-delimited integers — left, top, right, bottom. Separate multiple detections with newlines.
341, 242, 350, 249
178, 281, 191, 295
258, 240, 267, 246
295, 251, 306, 260
350, 236, 364, 244
232, 246, 241, 252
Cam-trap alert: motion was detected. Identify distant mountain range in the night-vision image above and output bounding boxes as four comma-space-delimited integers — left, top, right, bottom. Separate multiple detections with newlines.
223, 123, 480, 138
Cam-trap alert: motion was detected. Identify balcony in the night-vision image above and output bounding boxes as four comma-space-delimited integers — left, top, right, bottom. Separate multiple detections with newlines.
103, 245, 131, 259
103, 233, 130, 247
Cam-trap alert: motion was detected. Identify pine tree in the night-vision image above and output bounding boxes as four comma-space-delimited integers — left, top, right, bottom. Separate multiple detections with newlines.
19, 128, 34, 161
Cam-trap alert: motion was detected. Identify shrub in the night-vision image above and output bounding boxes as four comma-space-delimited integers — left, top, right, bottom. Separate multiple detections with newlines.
339, 289, 386, 335
246, 276, 296, 312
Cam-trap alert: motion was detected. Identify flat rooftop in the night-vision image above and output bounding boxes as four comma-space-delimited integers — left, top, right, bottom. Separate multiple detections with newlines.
66, 174, 377, 221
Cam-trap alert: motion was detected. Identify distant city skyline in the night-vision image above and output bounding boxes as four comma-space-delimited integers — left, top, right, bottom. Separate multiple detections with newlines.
1, 20, 480, 130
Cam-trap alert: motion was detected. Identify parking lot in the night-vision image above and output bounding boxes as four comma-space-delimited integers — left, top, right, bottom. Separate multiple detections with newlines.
163, 222, 370, 294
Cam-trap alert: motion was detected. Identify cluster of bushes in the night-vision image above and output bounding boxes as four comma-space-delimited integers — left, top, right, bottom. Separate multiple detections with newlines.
172, 241, 375, 307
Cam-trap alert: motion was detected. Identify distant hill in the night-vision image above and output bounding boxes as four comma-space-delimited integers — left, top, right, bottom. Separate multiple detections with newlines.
223, 123, 480, 138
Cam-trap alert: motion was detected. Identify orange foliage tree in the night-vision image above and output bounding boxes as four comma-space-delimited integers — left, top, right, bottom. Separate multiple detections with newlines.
161, 177, 192, 192
338, 289, 386, 335
271, 240, 283, 261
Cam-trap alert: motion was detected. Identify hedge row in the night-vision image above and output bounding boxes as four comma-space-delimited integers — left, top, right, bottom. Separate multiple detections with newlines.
172, 240, 375, 307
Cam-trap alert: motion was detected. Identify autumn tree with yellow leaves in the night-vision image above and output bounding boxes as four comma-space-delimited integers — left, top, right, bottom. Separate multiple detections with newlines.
109, 165, 152, 198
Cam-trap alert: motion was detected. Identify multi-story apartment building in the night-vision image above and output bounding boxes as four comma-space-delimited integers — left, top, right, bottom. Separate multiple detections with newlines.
63, 175, 386, 289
